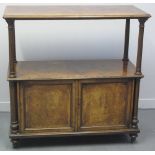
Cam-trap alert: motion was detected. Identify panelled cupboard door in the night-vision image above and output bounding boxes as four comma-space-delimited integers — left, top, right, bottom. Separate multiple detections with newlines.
77, 79, 134, 131
18, 80, 76, 133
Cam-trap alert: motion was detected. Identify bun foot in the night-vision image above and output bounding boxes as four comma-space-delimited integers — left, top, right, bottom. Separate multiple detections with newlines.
11, 139, 20, 148
130, 133, 138, 143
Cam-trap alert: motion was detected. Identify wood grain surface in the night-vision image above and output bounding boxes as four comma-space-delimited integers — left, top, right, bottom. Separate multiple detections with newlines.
78, 79, 133, 131
18, 81, 75, 133
8, 59, 142, 81
3, 5, 151, 19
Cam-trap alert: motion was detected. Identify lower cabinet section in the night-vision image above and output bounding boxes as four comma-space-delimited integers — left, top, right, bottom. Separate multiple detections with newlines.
17, 79, 134, 134
9, 78, 140, 147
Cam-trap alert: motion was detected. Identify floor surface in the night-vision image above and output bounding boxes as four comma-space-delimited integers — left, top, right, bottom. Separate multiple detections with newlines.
0, 109, 155, 151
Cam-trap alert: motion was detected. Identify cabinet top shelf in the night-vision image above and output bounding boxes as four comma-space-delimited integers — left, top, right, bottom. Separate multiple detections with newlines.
3, 5, 151, 20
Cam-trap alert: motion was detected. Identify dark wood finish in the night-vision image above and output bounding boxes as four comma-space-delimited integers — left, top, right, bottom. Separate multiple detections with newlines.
9, 81, 18, 134
4, 5, 150, 147
3, 5, 151, 19
11, 139, 20, 148
132, 79, 140, 129
6, 19, 16, 78
130, 133, 138, 143
136, 18, 148, 75
123, 19, 130, 62
7, 60, 143, 81
10, 128, 140, 139
129, 78, 141, 143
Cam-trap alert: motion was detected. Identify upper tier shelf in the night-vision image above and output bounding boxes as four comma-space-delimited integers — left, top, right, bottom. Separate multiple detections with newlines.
8, 59, 143, 81
3, 5, 151, 20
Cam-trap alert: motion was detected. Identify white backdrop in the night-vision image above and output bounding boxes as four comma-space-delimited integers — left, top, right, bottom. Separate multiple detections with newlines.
0, 3, 155, 111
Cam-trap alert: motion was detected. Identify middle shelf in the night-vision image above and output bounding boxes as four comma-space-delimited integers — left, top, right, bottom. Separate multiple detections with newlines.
8, 59, 143, 81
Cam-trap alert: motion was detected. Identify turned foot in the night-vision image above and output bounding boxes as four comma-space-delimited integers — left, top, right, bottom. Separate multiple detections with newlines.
130, 134, 138, 143
11, 139, 20, 148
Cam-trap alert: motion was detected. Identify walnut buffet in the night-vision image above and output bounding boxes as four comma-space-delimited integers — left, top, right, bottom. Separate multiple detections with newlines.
3, 5, 151, 147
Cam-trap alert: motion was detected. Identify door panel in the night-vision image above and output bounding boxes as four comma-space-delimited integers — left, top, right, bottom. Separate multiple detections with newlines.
18, 80, 75, 133
78, 79, 134, 131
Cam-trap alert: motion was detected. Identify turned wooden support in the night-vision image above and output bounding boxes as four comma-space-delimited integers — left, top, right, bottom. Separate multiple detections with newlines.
6, 19, 16, 78
123, 19, 130, 62
9, 82, 18, 134
135, 18, 148, 75
132, 79, 140, 129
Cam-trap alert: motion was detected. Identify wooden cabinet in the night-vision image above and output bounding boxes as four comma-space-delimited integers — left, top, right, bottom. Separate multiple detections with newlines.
18, 79, 134, 134
3, 5, 151, 147
17, 78, 134, 135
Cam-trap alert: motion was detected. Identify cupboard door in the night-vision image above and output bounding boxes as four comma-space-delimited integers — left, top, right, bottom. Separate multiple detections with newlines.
18, 80, 75, 133
78, 79, 134, 131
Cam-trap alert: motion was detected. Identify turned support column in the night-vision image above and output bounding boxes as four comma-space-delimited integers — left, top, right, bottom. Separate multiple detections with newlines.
6, 19, 16, 78
123, 19, 130, 62
9, 82, 18, 134
135, 18, 148, 75
132, 78, 140, 129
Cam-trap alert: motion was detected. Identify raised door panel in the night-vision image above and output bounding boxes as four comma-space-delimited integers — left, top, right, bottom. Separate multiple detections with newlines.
18, 80, 75, 133
78, 79, 134, 131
